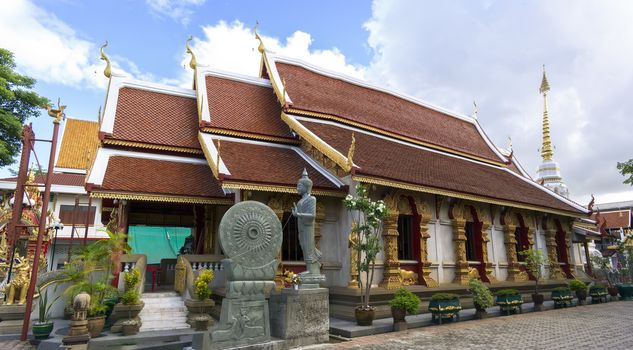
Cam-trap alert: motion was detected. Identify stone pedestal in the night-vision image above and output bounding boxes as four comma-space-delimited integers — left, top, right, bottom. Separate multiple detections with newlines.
269, 288, 329, 348
185, 299, 216, 326
298, 273, 326, 289
0, 304, 27, 334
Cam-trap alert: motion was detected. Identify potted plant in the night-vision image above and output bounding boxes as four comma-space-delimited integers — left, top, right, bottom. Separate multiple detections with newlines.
109, 267, 144, 334
388, 288, 420, 330
428, 293, 461, 324
185, 269, 215, 331
468, 278, 493, 319
551, 286, 573, 308
568, 279, 588, 305
518, 248, 548, 311
591, 255, 618, 298
496, 289, 523, 315
87, 282, 117, 338
32, 287, 60, 340
589, 283, 608, 304
344, 185, 387, 326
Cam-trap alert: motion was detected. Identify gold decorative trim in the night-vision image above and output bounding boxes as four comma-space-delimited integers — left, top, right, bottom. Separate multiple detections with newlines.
222, 182, 346, 197
103, 139, 203, 154
286, 108, 506, 167
281, 112, 351, 172
91, 191, 232, 205
200, 127, 299, 144
198, 132, 220, 179
353, 175, 582, 218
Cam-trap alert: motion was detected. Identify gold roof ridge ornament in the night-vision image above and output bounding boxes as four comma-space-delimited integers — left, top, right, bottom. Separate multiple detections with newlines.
346, 132, 356, 172
185, 35, 197, 70
100, 41, 112, 78
540, 65, 554, 161
215, 139, 221, 176
253, 21, 265, 54
45, 98, 66, 124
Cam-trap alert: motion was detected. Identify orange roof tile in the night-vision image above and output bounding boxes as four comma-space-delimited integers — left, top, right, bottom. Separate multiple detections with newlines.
275, 62, 502, 163
595, 210, 632, 229
56, 118, 100, 170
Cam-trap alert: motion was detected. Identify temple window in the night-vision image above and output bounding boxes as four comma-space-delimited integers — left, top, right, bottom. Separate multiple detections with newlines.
515, 227, 525, 262
282, 212, 303, 261
59, 205, 96, 226
397, 214, 414, 260
465, 221, 477, 261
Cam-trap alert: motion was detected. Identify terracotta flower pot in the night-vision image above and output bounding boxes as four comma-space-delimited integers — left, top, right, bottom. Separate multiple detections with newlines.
355, 307, 375, 326
87, 316, 106, 338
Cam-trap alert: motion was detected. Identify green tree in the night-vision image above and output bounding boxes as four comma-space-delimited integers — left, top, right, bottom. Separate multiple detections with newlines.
617, 159, 633, 186
0, 48, 49, 167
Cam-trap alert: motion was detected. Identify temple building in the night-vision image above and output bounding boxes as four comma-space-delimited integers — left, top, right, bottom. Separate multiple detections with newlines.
71, 34, 596, 318
0, 118, 106, 270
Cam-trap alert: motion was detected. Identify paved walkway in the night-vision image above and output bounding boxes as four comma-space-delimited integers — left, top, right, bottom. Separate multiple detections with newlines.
309, 301, 633, 350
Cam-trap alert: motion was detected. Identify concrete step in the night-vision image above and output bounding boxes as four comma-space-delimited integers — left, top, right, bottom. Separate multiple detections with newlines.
141, 314, 188, 323
142, 292, 179, 298
138, 292, 190, 332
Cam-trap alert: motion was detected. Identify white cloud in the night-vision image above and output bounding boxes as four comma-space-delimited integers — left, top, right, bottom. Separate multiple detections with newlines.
363, 0, 633, 204
0, 0, 155, 90
145, 0, 206, 26
179, 20, 365, 86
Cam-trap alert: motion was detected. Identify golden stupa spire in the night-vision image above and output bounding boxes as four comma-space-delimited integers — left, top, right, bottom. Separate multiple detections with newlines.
100, 41, 112, 78
540, 65, 553, 161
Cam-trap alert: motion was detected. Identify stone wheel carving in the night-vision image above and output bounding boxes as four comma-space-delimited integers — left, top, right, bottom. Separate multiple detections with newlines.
219, 201, 282, 268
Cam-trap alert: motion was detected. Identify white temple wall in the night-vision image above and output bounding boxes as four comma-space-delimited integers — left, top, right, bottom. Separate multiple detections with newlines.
491, 222, 508, 281
320, 196, 347, 287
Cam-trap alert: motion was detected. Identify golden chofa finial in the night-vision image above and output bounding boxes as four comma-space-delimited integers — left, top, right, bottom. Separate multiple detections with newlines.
346, 132, 356, 171
472, 100, 478, 119
185, 36, 197, 70
253, 21, 265, 53
507, 136, 513, 151
100, 41, 112, 78
44, 98, 66, 124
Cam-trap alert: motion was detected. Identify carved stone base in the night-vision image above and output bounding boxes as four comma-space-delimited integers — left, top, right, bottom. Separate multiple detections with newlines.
453, 264, 470, 285
269, 288, 329, 348
379, 267, 402, 289
299, 273, 326, 289
549, 266, 566, 280
0, 305, 26, 335
195, 298, 270, 350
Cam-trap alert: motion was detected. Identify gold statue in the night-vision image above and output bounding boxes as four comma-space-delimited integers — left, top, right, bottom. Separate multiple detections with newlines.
45, 98, 66, 124
5, 255, 31, 305
397, 268, 418, 286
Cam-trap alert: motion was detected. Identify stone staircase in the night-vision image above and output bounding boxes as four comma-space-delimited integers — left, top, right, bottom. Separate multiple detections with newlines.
138, 291, 190, 332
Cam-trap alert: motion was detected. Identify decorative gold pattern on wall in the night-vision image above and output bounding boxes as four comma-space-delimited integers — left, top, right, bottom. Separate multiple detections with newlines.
300, 139, 347, 177
414, 197, 438, 288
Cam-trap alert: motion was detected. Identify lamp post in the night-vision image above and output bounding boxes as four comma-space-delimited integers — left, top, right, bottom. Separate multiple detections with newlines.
49, 219, 64, 271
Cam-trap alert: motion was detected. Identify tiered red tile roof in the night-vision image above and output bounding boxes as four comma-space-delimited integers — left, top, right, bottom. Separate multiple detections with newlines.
275, 62, 502, 163
99, 156, 225, 199
214, 140, 340, 192
204, 75, 293, 140
111, 87, 200, 150
295, 118, 582, 214
592, 210, 631, 229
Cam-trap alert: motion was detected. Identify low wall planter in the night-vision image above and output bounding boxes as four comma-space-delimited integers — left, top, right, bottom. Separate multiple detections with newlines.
428, 299, 461, 325
616, 284, 633, 301
551, 290, 574, 308
589, 287, 608, 304
496, 295, 523, 316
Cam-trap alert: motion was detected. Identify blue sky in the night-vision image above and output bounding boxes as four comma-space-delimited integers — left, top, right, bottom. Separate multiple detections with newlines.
2, 0, 633, 205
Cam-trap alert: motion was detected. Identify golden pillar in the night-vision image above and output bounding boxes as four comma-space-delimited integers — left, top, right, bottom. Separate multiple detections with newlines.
503, 224, 525, 282
415, 198, 438, 287
480, 220, 496, 283
545, 228, 565, 280
348, 222, 359, 288
452, 217, 470, 285
379, 210, 402, 289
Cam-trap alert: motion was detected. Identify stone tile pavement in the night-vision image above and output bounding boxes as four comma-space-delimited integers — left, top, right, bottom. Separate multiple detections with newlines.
304, 301, 633, 350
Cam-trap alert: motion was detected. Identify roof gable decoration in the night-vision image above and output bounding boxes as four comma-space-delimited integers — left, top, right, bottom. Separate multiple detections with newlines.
198, 132, 232, 179
254, 25, 293, 109
281, 112, 356, 174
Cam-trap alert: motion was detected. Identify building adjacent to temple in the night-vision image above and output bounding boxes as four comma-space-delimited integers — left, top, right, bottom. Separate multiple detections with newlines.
77, 31, 596, 312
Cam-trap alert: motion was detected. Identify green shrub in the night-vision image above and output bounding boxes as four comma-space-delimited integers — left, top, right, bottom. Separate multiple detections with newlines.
124, 268, 141, 291
568, 279, 588, 292
194, 269, 214, 301
469, 278, 494, 309
388, 288, 421, 314
552, 286, 571, 293
430, 292, 460, 301
120, 290, 140, 305
495, 289, 520, 296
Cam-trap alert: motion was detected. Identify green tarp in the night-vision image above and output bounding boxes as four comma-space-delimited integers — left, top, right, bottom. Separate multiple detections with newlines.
128, 226, 192, 264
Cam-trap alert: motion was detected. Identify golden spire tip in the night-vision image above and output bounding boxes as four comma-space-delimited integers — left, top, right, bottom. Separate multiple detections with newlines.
100, 41, 112, 78
185, 35, 197, 70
